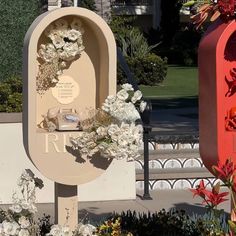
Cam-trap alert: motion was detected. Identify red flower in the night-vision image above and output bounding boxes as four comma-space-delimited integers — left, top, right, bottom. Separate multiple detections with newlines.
213, 159, 236, 184
203, 187, 229, 208
218, 0, 235, 17
190, 180, 206, 198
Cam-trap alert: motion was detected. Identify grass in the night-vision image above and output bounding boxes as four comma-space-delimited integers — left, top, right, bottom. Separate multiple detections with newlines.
140, 65, 198, 98
139, 65, 198, 109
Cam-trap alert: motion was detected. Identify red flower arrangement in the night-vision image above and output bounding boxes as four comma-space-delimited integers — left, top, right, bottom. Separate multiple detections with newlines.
190, 159, 236, 234
183, 0, 236, 29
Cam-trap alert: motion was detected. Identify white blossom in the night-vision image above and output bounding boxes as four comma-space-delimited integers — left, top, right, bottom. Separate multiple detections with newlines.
51, 35, 65, 49
121, 83, 134, 91
140, 100, 147, 112
116, 89, 129, 101
9, 204, 22, 214
19, 229, 30, 236
67, 29, 82, 41
2, 221, 19, 235
131, 90, 142, 103
38, 44, 57, 63
77, 223, 96, 236
18, 216, 30, 229
96, 127, 107, 137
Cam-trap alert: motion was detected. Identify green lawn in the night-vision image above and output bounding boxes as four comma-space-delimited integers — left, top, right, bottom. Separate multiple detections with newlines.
140, 65, 198, 98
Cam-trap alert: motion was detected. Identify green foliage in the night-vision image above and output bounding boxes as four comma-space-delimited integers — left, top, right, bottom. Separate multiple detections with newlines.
111, 209, 229, 236
114, 209, 199, 236
109, 15, 136, 40
0, 76, 22, 112
80, 0, 96, 11
171, 27, 203, 66
117, 28, 159, 58
0, 0, 43, 81
192, 211, 229, 236
118, 54, 168, 86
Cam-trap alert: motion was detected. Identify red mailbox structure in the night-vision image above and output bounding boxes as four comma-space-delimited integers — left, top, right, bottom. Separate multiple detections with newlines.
199, 19, 236, 172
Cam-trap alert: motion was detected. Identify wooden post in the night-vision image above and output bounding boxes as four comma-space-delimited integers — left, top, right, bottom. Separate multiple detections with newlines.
55, 183, 78, 230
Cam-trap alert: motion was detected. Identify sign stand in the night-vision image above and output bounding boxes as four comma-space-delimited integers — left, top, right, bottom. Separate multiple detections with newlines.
23, 7, 116, 228
55, 183, 78, 230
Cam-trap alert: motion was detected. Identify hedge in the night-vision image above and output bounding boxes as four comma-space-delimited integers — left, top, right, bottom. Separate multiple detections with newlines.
118, 53, 168, 86
0, 0, 43, 81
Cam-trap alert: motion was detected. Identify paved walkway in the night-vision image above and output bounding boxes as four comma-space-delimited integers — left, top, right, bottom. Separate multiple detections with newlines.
151, 107, 198, 133
35, 189, 230, 223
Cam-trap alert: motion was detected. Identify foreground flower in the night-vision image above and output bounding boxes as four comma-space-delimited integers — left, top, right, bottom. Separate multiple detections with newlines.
213, 159, 236, 185
190, 181, 228, 208
190, 180, 206, 198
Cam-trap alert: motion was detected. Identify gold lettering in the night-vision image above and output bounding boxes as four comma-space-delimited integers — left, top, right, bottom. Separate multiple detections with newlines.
45, 134, 60, 153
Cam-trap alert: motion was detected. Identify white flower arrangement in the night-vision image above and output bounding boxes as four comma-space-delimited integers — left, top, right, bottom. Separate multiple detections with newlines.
37, 18, 85, 94
70, 84, 146, 161
0, 170, 44, 236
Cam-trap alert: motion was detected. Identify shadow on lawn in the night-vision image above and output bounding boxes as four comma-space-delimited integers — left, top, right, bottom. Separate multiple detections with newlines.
148, 96, 198, 110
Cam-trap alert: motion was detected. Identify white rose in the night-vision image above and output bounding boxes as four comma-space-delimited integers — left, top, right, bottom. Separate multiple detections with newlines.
19, 229, 30, 236
48, 225, 61, 235
121, 83, 134, 91
3, 221, 19, 235
67, 29, 82, 41
63, 42, 80, 59
9, 204, 22, 213
131, 90, 142, 103
107, 124, 120, 137
96, 127, 107, 137
118, 134, 129, 147
140, 100, 147, 112
116, 89, 129, 101
78, 224, 96, 236
51, 35, 65, 49
105, 95, 116, 105
123, 103, 140, 122
39, 44, 57, 63
18, 216, 30, 229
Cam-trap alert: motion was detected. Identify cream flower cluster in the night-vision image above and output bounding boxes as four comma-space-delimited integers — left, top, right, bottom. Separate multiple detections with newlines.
46, 223, 97, 236
71, 122, 143, 161
38, 18, 85, 75
70, 84, 146, 161
102, 83, 146, 122
0, 170, 43, 236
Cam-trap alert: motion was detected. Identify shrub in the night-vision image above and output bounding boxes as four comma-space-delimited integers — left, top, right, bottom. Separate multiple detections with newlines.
113, 209, 199, 236
117, 28, 158, 58
0, 76, 22, 112
118, 53, 168, 86
0, 0, 43, 81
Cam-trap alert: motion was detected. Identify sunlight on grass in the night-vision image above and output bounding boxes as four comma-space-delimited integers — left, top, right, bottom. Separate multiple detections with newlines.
140, 66, 198, 98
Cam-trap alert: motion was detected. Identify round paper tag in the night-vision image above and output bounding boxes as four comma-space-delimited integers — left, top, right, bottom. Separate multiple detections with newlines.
52, 75, 79, 104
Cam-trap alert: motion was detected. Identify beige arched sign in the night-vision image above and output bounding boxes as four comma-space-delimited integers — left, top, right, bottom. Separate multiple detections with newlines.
23, 7, 116, 186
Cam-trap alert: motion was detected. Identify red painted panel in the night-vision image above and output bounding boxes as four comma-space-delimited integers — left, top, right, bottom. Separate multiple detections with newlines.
199, 19, 236, 174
